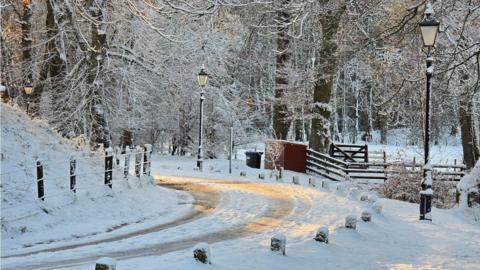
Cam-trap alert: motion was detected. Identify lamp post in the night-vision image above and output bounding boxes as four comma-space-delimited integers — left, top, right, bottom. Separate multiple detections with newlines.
419, 2, 439, 221
196, 67, 209, 171
24, 85, 34, 115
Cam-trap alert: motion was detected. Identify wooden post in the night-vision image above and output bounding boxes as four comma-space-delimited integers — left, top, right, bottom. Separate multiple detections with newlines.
143, 144, 152, 176
364, 144, 368, 163
70, 157, 76, 193
135, 145, 142, 178
36, 160, 45, 201
114, 146, 120, 166
413, 157, 416, 172
105, 147, 113, 188
329, 143, 334, 157
124, 146, 130, 179
229, 126, 233, 174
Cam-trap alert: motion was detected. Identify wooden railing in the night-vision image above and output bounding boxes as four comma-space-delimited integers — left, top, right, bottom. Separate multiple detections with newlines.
306, 148, 466, 182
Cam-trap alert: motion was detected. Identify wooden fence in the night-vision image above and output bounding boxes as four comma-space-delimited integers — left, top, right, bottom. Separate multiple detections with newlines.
307, 148, 466, 182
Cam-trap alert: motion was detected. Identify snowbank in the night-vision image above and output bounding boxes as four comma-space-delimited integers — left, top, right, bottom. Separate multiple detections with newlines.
0, 104, 187, 252
457, 161, 480, 208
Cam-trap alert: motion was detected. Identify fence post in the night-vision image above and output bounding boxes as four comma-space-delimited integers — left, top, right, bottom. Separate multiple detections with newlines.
135, 145, 142, 178
105, 147, 113, 188
36, 160, 45, 201
229, 126, 233, 174
70, 157, 76, 193
413, 157, 416, 172
143, 144, 152, 176
124, 146, 131, 179
115, 146, 120, 166
364, 144, 368, 163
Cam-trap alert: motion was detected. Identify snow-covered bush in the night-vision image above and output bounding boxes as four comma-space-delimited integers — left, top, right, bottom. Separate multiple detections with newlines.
457, 161, 480, 208
377, 165, 456, 209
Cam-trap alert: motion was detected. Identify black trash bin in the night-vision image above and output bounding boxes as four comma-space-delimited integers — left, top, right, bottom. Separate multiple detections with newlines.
245, 151, 263, 169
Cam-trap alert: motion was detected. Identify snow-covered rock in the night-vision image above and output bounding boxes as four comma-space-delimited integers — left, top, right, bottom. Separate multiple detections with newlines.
345, 215, 357, 229
292, 176, 299, 185
372, 202, 383, 214
193, 242, 211, 264
314, 226, 329, 243
95, 257, 117, 270
368, 194, 378, 204
360, 193, 369, 202
270, 234, 286, 255
361, 211, 372, 222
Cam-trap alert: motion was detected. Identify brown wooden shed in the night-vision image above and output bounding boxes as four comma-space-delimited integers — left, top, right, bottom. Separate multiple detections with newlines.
264, 140, 307, 173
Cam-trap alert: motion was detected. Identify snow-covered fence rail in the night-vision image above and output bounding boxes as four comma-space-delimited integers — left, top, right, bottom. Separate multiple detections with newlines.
306, 149, 347, 181
307, 148, 466, 182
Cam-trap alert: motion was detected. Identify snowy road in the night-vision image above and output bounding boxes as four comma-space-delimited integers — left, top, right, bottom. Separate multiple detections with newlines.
1, 176, 326, 270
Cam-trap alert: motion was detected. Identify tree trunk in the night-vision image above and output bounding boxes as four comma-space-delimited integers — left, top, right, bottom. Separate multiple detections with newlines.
87, 0, 110, 148
379, 111, 388, 144
21, 0, 34, 113
272, 1, 291, 140
459, 98, 480, 169
309, 6, 345, 152
44, 0, 67, 128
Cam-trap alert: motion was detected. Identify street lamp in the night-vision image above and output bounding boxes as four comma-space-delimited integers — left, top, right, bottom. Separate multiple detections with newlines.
24, 85, 34, 115
196, 67, 208, 171
419, 2, 439, 221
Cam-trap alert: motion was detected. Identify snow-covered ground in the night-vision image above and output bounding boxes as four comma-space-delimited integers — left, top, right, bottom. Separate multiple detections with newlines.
0, 104, 190, 252
1, 103, 479, 270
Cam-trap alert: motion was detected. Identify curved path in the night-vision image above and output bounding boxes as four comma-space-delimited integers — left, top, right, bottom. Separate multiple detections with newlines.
1, 176, 310, 270
2, 180, 219, 259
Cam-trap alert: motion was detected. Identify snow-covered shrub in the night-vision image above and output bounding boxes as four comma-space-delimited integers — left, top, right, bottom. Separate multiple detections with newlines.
193, 243, 211, 264
377, 165, 456, 209
258, 173, 265, 179
360, 193, 369, 201
240, 171, 246, 176
361, 211, 372, 222
314, 226, 329, 243
457, 161, 480, 208
345, 215, 357, 229
270, 234, 286, 255
308, 178, 316, 187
